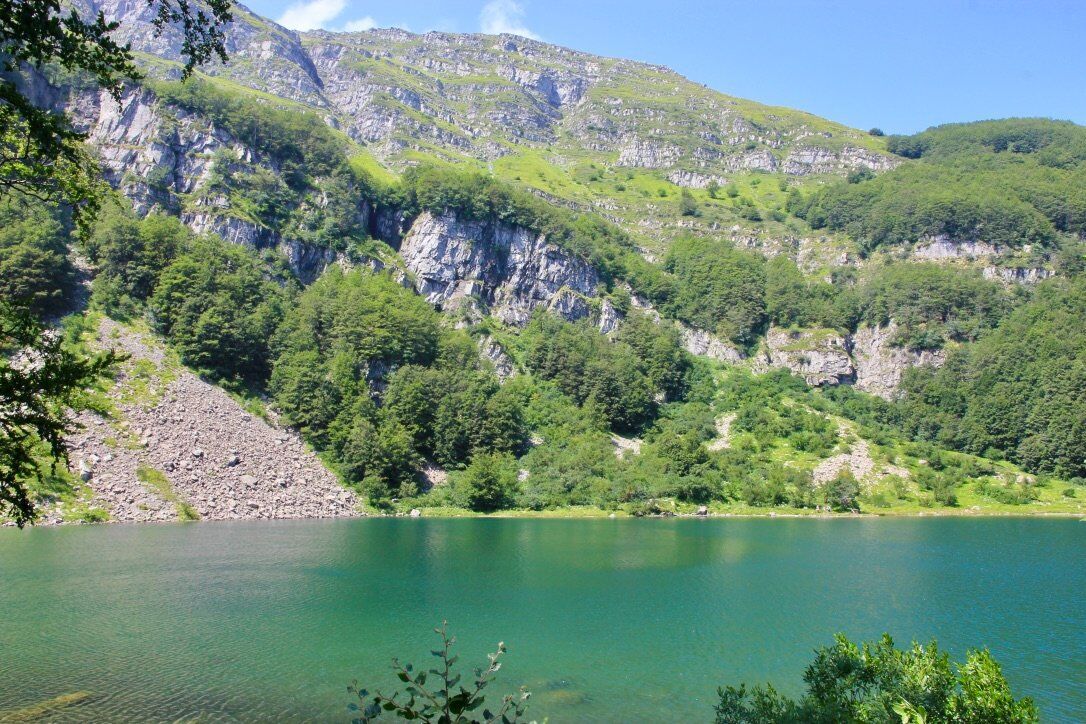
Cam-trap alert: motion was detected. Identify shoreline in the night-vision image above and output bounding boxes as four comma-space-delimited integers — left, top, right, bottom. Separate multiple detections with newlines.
7, 505, 1084, 528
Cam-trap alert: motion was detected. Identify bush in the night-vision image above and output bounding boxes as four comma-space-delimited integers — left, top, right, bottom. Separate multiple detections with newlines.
795, 119, 1086, 251
898, 278, 1086, 478
823, 470, 860, 511
679, 188, 700, 216
149, 237, 288, 384
850, 263, 1009, 349
715, 633, 1038, 724
271, 269, 526, 500
522, 313, 684, 433
348, 622, 531, 723
456, 453, 519, 512
663, 236, 766, 347
86, 200, 189, 316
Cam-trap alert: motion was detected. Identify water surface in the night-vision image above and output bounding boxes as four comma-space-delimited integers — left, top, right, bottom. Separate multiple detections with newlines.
0, 518, 1082, 721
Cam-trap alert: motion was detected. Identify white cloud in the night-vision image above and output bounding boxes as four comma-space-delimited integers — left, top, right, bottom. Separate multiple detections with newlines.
342, 16, 377, 32
479, 0, 540, 40
277, 0, 346, 30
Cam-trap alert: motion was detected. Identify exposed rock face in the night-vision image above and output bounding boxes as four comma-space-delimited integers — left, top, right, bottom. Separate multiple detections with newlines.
478, 335, 517, 382
399, 211, 600, 325
911, 236, 1002, 260
983, 266, 1055, 285
74, 0, 326, 107
183, 210, 273, 247
57, 319, 358, 524
597, 298, 622, 334
850, 323, 946, 400
725, 149, 779, 173
627, 289, 662, 322
667, 170, 728, 189
617, 137, 683, 168
744, 323, 946, 398
756, 327, 855, 386
279, 239, 342, 285
73, 2, 895, 182
679, 327, 744, 363
783, 145, 898, 175
72, 85, 351, 281
47, 1, 902, 270
80, 86, 241, 213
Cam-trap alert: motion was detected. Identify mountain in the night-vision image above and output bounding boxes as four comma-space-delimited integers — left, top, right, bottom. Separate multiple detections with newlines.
6, 1, 1085, 522
70, 0, 896, 255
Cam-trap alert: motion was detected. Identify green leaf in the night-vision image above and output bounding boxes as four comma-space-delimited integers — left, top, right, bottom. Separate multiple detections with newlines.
448, 692, 472, 715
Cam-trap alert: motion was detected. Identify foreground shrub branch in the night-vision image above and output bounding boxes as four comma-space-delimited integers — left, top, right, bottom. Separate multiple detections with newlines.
348, 622, 531, 723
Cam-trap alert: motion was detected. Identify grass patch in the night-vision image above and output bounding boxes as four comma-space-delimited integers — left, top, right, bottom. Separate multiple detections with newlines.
136, 465, 200, 521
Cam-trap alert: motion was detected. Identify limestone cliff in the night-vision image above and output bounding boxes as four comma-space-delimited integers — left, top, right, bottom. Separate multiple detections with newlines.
399, 211, 601, 326
751, 323, 946, 398
849, 323, 946, 399
756, 327, 855, 386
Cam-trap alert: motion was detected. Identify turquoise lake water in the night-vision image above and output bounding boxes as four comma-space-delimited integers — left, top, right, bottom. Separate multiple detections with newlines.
0, 518, 1083, 722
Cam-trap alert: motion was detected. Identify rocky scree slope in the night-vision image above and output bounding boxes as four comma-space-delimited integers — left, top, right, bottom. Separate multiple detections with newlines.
54, 318, 357, 524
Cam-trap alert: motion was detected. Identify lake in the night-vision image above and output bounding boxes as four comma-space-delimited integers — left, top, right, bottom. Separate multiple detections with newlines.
0, 518, 1083, 722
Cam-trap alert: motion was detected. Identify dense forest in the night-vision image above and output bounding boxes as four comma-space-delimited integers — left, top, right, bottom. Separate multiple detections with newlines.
790, 119, 1086, 253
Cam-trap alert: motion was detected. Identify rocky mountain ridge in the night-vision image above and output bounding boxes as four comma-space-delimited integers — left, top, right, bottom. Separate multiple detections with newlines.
75, 0, 890, 173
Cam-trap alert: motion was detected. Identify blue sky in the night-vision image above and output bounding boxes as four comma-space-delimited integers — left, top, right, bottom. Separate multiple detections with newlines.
246, 0, 1086, 134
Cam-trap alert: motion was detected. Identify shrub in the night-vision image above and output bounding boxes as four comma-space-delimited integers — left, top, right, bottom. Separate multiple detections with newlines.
715, 633, 1038, 724
348, 622, 531, 723
663, 236, 766, 347
455, 453, 519, 512
0, 195, 76, 318
679, 188, 700, 216
823, 469, 860, 511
